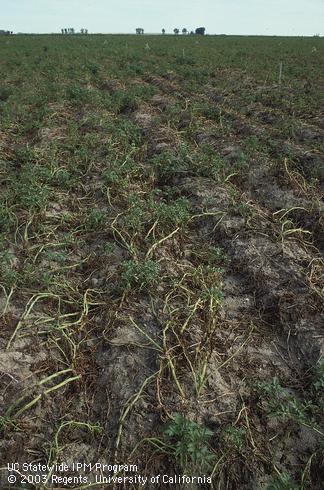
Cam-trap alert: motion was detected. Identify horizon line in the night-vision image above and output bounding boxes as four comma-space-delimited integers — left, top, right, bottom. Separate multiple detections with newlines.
5, 32, 323, 37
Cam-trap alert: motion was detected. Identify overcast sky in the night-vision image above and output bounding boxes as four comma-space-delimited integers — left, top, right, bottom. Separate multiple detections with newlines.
2, 0, 323, 36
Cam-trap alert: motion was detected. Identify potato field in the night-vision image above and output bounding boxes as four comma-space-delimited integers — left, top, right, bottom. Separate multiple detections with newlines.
0, 34, 323, 489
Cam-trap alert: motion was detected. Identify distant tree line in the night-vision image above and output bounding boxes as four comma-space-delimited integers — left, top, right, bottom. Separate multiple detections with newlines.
168, 27, 206, 35
0, 30, 13, 35
173, 27, 206, 36
61, 28, 74, 35
61, 28, 88, 35
137, 27, 206, 35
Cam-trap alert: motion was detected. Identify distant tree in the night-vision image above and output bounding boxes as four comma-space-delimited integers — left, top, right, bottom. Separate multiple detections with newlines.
190, 30, 194, 35
162, 28, 166, 35
174, 28, 179, 35
195, 27, 206, 35
61, 28, 64, 35
182, 28, 187, 35
136, 28, 144, 35
85, 29, 88, 34
64, 28, 68, 34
